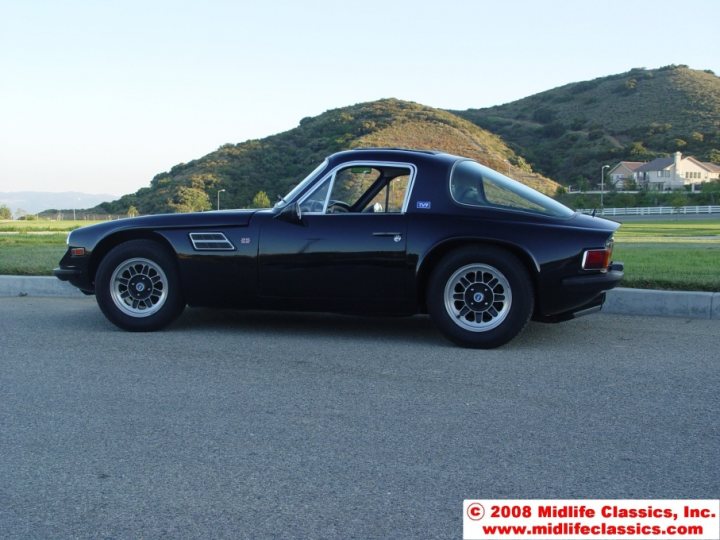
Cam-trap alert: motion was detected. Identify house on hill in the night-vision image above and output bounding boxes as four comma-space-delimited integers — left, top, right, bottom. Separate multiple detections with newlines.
609, 152, 720, 191
607, 161, 644, 188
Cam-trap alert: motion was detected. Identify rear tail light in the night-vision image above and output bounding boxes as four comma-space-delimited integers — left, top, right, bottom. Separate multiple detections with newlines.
582, 239, 613, 271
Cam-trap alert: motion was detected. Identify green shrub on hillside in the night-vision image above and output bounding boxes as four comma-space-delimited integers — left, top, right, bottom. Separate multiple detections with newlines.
456, 66, 720, 184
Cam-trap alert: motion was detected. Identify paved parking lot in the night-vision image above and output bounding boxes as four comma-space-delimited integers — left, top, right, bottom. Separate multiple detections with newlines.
2, 297, 718, 539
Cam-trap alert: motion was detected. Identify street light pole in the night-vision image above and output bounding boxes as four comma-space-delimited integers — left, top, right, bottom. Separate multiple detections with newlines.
217, 189, 226, 211
601, 165, 609, 213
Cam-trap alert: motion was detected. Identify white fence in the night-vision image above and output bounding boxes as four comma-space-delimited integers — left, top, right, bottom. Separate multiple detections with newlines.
580, 205, 720, 217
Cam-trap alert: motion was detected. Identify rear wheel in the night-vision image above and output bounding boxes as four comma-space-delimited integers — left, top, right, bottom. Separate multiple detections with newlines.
427, 246, 533, 348
95, 239, 185, 331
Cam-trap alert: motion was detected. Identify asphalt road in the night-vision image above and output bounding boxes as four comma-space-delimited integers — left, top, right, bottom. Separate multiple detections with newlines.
2, 297, 718, 539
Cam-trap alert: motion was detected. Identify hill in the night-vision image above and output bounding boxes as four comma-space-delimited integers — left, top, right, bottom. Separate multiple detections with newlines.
455, 65, 720, 186
100, 99, 558, 214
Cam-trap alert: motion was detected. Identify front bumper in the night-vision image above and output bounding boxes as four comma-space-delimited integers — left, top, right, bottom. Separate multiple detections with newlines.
53, 267, 82, 281
54, 246, 95, 292
53, 266, 94, 293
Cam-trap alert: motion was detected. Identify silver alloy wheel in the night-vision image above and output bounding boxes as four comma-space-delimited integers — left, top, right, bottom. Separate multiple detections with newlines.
443, 263, 512, 332
109, 257, 168, 318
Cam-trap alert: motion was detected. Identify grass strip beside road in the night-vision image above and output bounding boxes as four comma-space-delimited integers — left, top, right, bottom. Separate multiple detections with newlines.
1, 219, 719, 291
0, 220, 97, 232
0, 219, 103, 276
613, 219, 720, 291
0, 233, 68, 276
614, 243, 720, 291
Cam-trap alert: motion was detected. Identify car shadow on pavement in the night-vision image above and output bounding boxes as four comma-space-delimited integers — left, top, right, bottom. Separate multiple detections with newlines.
170, 307, 448, 347
21, 296, 584, 350
167, 307, 580, 350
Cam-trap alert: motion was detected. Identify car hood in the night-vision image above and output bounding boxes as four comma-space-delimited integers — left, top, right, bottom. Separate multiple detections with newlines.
67, 209, 261, 247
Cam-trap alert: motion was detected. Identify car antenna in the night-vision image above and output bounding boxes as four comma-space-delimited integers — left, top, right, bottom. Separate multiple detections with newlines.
591, 208, 596, 217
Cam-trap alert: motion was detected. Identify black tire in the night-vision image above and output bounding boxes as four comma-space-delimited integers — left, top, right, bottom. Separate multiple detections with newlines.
95, 239, 185, 331
427, 246, 534, 348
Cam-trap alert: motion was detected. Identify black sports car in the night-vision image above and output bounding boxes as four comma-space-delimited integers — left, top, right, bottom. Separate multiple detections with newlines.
55, 148, 623, 348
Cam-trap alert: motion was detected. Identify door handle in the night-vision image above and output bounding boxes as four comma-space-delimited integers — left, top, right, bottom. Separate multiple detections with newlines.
373, 232, 403, 243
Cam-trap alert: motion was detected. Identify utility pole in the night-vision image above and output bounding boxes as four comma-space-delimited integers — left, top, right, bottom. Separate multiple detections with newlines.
601, 165, 609, 212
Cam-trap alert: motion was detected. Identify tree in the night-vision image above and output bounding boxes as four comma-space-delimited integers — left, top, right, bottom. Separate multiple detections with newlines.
509, 155, 532, 173
575, 176, 589, 192
251, 191, 271, 208
700, 179, 720, 193
701, 179, 720, 204
127, 205, 139, 217
168, 186, 211, 213
669, 193, 687, 212
0, 204, 11, 220
628, 141, 650, 158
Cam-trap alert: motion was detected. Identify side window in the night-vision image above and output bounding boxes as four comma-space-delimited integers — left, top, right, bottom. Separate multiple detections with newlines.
300, 164, 413, 214
364, 174, 410, 213
450, 160, 574, 217
329, 167, 383, 213
451, 165, 486, 206
300, 176, 331, 213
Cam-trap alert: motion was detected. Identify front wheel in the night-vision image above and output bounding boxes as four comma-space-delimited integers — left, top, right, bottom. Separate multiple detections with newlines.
427, 247, 534, 348
95, 239, 185, 331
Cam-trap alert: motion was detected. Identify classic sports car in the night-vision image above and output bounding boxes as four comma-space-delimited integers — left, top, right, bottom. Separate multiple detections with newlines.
55, 148, 623, 348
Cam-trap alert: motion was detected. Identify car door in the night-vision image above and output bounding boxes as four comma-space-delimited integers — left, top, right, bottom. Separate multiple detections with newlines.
257, 163, 415, 311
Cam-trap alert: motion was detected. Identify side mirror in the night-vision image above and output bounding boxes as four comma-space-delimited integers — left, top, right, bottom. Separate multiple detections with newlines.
275, 201, 303, 225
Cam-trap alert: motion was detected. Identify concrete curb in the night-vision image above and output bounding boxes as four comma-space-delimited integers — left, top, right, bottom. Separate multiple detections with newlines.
0, 275, 85, 298
604, 288, 719, 320
0, 276, 718, 320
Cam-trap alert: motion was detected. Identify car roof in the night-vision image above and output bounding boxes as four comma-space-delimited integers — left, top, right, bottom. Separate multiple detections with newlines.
328, 147, 463, 168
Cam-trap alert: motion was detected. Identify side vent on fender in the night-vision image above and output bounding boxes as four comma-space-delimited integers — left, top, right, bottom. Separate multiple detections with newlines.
189, 232, 235, 251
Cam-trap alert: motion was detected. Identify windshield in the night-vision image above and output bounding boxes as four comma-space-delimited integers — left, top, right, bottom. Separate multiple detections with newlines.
450, 160, 574, 218
274, 160, 328, 208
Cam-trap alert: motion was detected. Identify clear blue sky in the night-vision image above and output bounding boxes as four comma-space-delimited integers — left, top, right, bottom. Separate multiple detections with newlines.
1, 0, 718, 196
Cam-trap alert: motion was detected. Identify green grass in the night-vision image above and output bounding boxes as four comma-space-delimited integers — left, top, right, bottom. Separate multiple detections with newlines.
613, 219, 720, 291
614, 243, 720, 291
0, 219, 103, 232
0, 233, 68, 275
615, 220, 720, 240
1, 219, 719, 291
0, 220, 104, 275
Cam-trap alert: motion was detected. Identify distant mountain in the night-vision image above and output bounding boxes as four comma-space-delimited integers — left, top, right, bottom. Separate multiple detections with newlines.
455, 65, 720, 185
0, 191, 117, 216
100, 99, 559, 215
